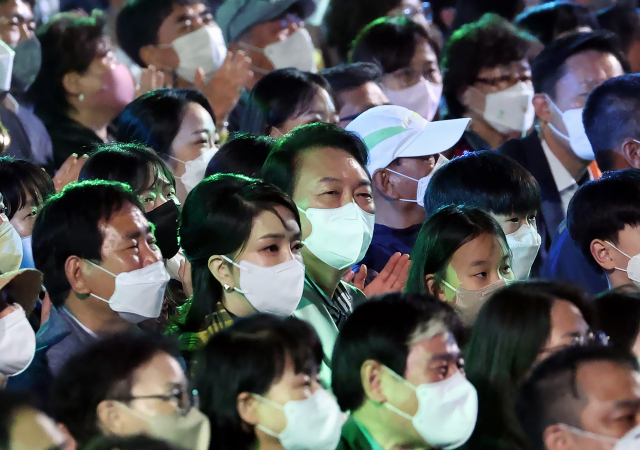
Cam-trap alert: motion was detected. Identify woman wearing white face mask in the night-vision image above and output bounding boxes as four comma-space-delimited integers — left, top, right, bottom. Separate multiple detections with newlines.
406, 205, 515, 326
351, 16, 443, 122
171, 174, 305, 361
193, 313, 344, 450
442, 14, 536, 153
117, 88, 218, 203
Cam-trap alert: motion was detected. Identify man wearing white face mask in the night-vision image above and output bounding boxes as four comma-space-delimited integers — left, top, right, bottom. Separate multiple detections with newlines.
516, 345, 640, 450
7, 181, 168, 404
216, 0, 318, 130
346, 105, 470, 275
333, 293, 477, 450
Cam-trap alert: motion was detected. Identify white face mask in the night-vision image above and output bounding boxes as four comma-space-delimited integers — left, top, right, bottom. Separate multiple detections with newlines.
88, 260, 170, 323
241, 28, 317, 74
0, 304, 35, 377
547, 100, 594, 161
386, 155, 449, 207
221, 256, 305, 316
170, 26, 227, 83
0, 39, 14, 92
0, 219, 23, 273
560, 423, 631, 450
384, 369, 478, 450
607, 241, 640, 287
475, 81, 535, 134
255, 389, 344, 450
506, 224, 541, 280
19, 235, 35, 269
382, 79, 442, 122
298, 201, 375, 270
170, 146, 218, 193
442, 278, 507, 326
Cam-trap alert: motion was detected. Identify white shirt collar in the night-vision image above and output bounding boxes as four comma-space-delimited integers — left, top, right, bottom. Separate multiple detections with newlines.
61, 306, 98, 339
540, 137, 577, 192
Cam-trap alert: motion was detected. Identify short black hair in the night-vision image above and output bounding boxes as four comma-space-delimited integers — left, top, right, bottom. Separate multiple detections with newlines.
568, 169, 640, 269
350, 16, 441, 73
0, 390, 36, 450
262, 122, 369, 197
49, 333, 178, 447
442, 13, 531, 118
27, 11, 106, 116
84, 435, 181, 450
204, 133, 275, 178
515, 345, 638, 450
116, 88, 216, 160
193, 314, 323, 450
598, 4, 640, 54
239, 68, 336, 136
319, 62, 383, 95
424, 151, 541, 217
0, 156, 55, 220
531, 31, 627, 99
33, 180, 142, 307
332, 292, 463, 412
583, 74, 640, 170
79, 142, 175, 196
595, 287, 640, 353
449, 0, 524, 33
116, 0, 202, 67
515, 1, 598, 45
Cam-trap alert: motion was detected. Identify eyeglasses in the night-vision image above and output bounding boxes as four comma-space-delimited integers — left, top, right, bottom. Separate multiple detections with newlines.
113, 388, 200, 416
399, 2, 433, 23
475, 73, 532, 88
541, 331, 611, 356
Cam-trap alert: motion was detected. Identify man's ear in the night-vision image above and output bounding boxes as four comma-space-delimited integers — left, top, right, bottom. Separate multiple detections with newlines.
96, 400, 125, 434
65, 256, 92, 296
237, 392, 259, 426
373, 169, 400, 200
543, 424, 573, 450
425, 275, 447, 302
620, 138, 640, 170
459, 86, 485, 113
62, 72, 82, 97
533, 93, 552, 123
361, 360, 388, 403
591, 239, 617, 271
208, 255, 234, 289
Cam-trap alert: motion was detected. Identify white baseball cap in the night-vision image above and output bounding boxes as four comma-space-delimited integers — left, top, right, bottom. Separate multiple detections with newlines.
346, 105, 471, 175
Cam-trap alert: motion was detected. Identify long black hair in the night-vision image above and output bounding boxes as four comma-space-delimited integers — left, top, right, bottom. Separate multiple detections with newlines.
178, 174, 300, 332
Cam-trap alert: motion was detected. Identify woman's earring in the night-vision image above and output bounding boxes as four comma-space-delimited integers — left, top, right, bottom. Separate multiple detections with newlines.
223, 284, 232, 291
78, 94, 84, 102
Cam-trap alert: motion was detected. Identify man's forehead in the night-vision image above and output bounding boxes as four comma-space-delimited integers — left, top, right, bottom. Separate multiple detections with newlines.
577, 360, 640, 401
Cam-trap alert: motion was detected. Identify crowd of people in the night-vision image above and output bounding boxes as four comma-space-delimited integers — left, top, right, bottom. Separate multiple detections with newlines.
2, 0, 640, 449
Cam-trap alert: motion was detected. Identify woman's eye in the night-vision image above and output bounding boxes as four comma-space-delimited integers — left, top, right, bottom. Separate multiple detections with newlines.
474, 272, 488, 278
142, 197, 154, 204
324, 191, 339, 195
263, 244, 279, 253
437, 365, 449, 379
27, 209, 38, 218
501, 265, 512, 275
358, 192, 373, 200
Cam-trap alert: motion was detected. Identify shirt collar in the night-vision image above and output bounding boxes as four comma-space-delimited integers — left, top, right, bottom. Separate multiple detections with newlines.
540, 136, 577, 192
60, 306, 98, 339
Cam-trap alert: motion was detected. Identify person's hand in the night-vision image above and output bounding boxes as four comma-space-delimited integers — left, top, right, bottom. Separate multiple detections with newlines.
53, 153, 88, 193
136, 65, 166, 97
178, 258, 193, 299
362, 253, 411, 297
195, 50, 253, 122
342, 265, 368, 291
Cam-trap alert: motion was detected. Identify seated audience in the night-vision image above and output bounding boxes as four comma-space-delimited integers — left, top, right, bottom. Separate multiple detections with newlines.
516, 345, 640, 450
240, 68, 338, 137
463, 280, 595, 450
116, 0, 253, 123
263, 123, 410, 384
568, 170, 640, 292
346, 105, 469, 274
174, 174, 305, 359
405, 205, 515, 325
442, 13, 534, 151
514, 1, 598, 45
0, 390, 72, 450
0, 157, 55, 269
116, 88, 217, 202
325, 0, 431, 63
0, 269, 42, 386
332, 292, 475, 450
595, 287, 640, 357
204, 133, 275, 178
49, 334, 210, 450
424, 151, 542, 278
7, 181, 168, 404
598, 3, 640, 73
319, 62, 389, 128
27, 11, 137, 171
194, 314, 342, 450
350, 17, 442, 121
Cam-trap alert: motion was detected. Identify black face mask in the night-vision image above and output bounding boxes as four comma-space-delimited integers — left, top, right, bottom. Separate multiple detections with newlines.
146, 200, 180, 260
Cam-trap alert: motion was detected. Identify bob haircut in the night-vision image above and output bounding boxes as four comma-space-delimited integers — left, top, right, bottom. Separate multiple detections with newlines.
405, 205, 510, 294
193, 314, 323, 450
179, 174, 300, 332
0, 156, 55, 220
116, 88, 216, 160
350, 16, 440, 74
79, 142, 175, 196
240, 68, 337, 136
205, 133, 276, 179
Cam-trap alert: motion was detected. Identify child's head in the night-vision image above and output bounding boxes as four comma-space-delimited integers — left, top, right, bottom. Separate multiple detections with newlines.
568, 169, 640, 289
406, 205, 514, 325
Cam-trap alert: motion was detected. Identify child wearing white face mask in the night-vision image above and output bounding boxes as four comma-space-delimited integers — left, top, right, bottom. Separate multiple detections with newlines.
406, 206, 516, 326
194, 314, 344, 450
424, 151, 543, 279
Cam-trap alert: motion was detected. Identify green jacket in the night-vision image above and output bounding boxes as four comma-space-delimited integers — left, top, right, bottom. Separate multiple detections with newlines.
337, 417, 381, 450
294, 277, 367, 387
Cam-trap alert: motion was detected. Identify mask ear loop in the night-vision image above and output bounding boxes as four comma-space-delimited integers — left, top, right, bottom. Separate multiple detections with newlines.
251, 394, 284, 438
220, 255, 247, 294
84, 260, 116, 303
385, 169, 419, 203
605, 241, 631, 273
380, 366, 416, 421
